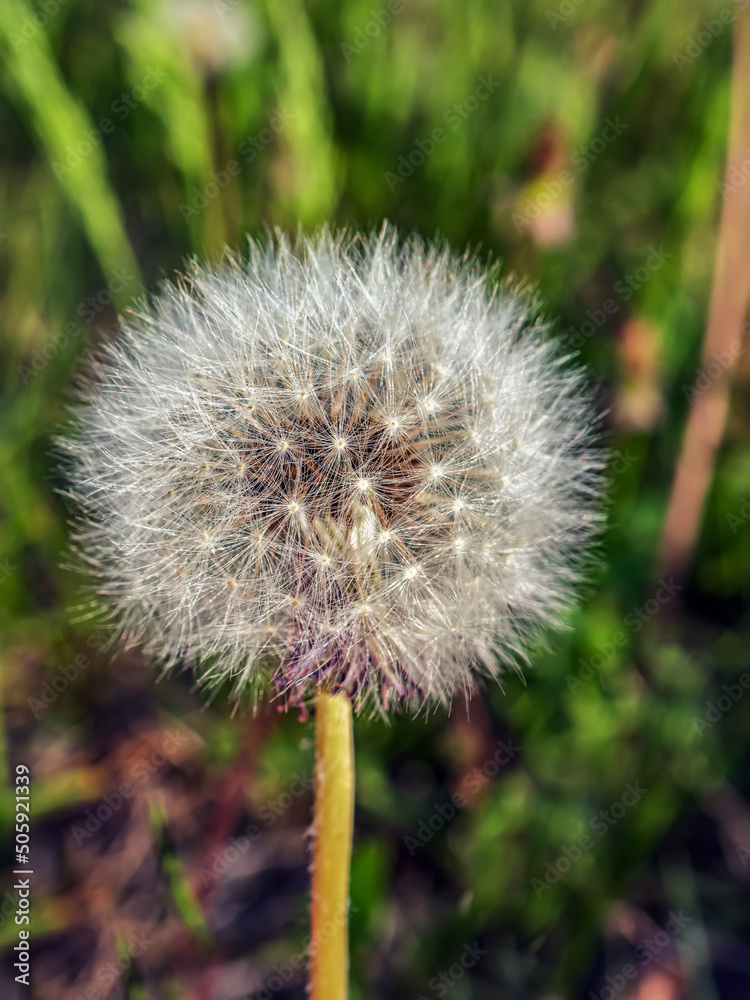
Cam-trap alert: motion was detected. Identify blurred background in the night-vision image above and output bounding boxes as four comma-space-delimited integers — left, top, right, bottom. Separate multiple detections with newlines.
2, 0, 750, 997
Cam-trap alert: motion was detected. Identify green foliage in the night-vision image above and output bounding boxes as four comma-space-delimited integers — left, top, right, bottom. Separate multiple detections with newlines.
1, 0, 748, 997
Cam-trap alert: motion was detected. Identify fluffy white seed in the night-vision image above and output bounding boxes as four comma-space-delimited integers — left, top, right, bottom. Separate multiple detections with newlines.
61, 225, 604, 714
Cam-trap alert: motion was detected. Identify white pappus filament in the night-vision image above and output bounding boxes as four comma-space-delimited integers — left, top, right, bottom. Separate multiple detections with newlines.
61, 225, 604, 714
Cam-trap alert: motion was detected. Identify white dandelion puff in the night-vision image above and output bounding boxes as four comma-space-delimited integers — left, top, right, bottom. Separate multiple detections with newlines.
60, 225, 605, 714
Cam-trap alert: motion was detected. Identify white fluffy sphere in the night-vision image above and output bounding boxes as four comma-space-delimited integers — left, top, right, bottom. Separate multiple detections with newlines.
62, 226, 604, 714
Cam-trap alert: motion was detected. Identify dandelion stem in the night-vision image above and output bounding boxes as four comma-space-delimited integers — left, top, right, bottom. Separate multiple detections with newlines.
311, 688, 354, 1000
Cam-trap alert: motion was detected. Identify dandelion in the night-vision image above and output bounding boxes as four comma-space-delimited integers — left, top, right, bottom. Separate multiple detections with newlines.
166, 0, 261, 75
61, 225, 604, 1000
63, 226, 602, 713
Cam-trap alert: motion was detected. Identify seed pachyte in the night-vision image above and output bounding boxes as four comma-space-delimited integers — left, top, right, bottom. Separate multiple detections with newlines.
62, 226, 604, 714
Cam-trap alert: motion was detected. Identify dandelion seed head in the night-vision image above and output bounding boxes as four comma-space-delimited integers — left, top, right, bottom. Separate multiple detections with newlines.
61, 225, 604, 714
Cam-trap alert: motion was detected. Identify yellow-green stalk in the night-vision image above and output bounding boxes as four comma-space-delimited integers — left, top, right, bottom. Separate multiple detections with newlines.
310, 689, 354, 1000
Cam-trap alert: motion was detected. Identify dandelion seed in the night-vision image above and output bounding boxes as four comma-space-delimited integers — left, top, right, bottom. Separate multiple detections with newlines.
60, 225, 604, 714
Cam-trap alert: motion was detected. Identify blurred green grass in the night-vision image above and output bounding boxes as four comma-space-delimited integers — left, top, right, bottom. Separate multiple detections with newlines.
1, 0, 750, 998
